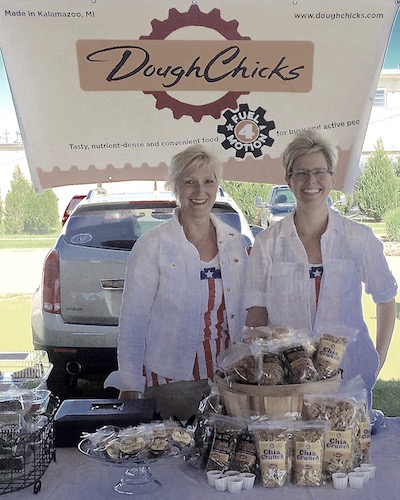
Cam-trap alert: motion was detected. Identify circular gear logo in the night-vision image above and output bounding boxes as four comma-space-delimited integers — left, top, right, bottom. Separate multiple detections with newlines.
140, 5, 250, 122
218, 104, 276, 158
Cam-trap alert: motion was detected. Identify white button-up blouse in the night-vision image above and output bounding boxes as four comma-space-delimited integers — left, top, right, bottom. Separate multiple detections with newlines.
245, 209, 398, 395
105, 209, 248, 393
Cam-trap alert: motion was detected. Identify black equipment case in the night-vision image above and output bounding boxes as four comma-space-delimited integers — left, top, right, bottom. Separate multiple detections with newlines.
54, 398, 156, 447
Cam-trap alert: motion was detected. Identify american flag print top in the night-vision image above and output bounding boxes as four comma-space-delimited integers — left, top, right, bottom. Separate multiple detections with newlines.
143, 254, 230, 388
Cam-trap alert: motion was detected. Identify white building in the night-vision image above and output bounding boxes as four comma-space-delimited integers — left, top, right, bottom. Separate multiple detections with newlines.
363, 69, 400, 156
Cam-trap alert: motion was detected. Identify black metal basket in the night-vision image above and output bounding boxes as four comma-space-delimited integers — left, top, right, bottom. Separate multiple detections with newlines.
0, 394, 59, 495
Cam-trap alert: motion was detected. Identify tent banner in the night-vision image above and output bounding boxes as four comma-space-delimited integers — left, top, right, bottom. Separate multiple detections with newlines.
0, 0, 398, 192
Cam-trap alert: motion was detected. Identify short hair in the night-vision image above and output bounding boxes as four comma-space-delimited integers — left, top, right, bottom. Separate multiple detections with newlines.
165, 144, 222, 196
283, 129, 338, 177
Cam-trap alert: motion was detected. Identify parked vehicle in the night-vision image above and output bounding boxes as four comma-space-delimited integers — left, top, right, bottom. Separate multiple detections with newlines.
255, 185, 296, 228
31, 188, 254, 398
256, 185, 337, 228
61, 194, 85, 226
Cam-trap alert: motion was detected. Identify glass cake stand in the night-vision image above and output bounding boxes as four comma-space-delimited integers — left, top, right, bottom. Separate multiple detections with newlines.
78, 435, 187, 495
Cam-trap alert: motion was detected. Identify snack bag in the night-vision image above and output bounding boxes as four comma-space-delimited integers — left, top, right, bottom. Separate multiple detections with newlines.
249, 420, 293, 487
313, 325, 356, 379
241, 326, 272, 345
217, 343, 259, 384
292, 421, 329, 486
231, 430, 258, 474
267, 331, 319, 384
338, 376, 371, 466
205, 416, 246, 473
314, 333, 349, 379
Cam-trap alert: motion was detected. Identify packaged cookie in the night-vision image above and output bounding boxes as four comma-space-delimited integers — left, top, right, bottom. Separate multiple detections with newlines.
259, 352, 285, 386
265, 324, 294, 340
217, 343, 259, 384
231, 431, 258, 474
205, 416, 245, 473
242, 326, 272, 345
118, 424, 152, 457
282, 345, 319, 384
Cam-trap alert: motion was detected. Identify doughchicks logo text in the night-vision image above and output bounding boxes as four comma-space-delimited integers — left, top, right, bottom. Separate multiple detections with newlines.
77, 5, 313, 122
218, 104, 276, 158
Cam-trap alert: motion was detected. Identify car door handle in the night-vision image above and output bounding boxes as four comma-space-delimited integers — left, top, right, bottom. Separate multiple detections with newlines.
100, 279, 124, 290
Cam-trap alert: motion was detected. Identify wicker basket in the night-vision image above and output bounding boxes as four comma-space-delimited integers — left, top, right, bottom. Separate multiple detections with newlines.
215, 372, 341, 419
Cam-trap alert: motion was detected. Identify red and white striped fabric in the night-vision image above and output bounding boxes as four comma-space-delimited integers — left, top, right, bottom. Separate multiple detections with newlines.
144, 254, 230, 388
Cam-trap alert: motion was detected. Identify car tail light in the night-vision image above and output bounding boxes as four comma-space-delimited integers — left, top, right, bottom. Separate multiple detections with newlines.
42, 249, 61, 314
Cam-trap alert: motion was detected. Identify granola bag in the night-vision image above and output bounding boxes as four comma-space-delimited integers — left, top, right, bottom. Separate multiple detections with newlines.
249, 420, 293, 487
338, 377, 371, 467
292, 421, 329, 486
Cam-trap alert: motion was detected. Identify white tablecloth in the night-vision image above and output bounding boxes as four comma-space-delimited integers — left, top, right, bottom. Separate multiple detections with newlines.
3, 417, 400, 499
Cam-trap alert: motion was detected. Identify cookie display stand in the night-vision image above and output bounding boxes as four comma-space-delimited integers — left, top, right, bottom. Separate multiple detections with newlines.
78, 437, 162, 495
78, 433, 191, 496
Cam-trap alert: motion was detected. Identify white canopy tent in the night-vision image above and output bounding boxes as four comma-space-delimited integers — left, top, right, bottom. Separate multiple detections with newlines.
0, 0, 398, 193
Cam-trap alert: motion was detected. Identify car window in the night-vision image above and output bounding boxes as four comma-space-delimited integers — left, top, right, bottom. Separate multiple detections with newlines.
64, 201, 248, 250
272, 190, 296, 204
65, 207, 175, 250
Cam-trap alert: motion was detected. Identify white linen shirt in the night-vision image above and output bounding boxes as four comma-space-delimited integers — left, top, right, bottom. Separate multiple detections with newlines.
245, 209, 397, 394
105, 209, 248, 393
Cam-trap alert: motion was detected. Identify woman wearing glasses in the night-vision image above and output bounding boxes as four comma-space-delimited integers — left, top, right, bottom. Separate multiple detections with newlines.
245, 129, 397, 407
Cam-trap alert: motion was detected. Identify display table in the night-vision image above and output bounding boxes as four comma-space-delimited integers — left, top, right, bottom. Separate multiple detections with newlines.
3, 417, 400, 499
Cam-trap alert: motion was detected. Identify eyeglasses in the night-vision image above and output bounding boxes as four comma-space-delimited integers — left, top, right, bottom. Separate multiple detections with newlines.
290, 168, 332, 179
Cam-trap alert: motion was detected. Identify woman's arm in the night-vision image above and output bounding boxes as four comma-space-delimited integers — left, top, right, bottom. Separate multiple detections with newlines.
246, 306, 268, 327
376, 298, 396, 374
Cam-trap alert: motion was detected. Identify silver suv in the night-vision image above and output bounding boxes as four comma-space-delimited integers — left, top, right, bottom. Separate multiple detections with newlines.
31, 188, 254, 398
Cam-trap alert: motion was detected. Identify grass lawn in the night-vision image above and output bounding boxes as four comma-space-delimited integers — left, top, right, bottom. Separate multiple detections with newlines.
0, 294, 33, 351
0, 229, 60, 249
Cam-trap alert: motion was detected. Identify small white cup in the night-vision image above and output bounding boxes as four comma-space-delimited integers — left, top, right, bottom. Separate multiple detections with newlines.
227, 476, 243, 494
224, 470, 240, 478
239, 472, 256, 490
354, 467, 370, 484
215, 475, 228, 492
361, 463, 376, 479
332, 472, 348, 490
349, 472, 364, 489
206, 470, 223, 487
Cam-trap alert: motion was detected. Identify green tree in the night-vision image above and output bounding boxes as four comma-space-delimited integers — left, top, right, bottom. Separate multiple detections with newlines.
4, 165, 31, 233
394, 155, 400, 178
356, 138, 399, 221
4, 165, 59, 234
25, 188, 59, 233
221, 181, 271, 225
0, 190, 3, 233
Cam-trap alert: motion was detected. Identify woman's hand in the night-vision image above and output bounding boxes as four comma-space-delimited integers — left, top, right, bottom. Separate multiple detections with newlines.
246, 306, 268, 327
119, 390, 142, 400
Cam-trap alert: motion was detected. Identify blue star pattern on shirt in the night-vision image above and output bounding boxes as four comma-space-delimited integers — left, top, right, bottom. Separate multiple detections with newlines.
309, 266, 323, 279
200, 267, 222, 280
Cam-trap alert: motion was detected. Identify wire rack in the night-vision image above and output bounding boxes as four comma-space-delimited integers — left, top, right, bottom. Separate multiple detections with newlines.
0, 394, 59, 495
